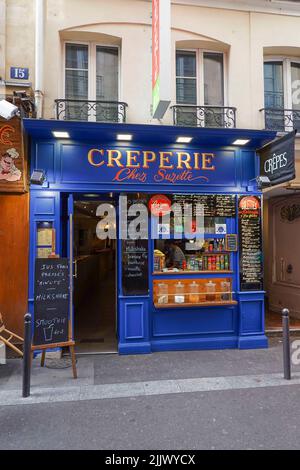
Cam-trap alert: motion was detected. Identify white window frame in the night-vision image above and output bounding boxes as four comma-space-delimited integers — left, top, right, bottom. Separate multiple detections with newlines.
62, 40, 121, 122
175, 49, 227, 107
264, 56, 300, 131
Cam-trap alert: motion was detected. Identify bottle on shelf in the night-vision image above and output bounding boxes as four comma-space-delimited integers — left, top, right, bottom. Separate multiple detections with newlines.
205, 280, 216, 302
157, 283, 169, 304
175, 281, 185, 304
220, 255, 225, 270
189, 281, 199, 303
224, 255, 229, 270
221, 281, 231, 301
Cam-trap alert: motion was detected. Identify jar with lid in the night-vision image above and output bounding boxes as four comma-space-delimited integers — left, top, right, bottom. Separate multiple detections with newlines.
205, 280, 216, 302
157, 283, 168, 304
175, 281, 185, 303
220, 281, 230, 301
189, 281, 199, 303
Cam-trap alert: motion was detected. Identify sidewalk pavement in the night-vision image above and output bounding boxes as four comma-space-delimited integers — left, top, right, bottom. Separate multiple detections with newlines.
1, 336, 300, 407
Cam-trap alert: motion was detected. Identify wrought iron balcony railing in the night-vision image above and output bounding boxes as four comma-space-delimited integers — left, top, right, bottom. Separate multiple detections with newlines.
171, 105, 237, 128
260, 108, 300, 132
55, 99, 128, 123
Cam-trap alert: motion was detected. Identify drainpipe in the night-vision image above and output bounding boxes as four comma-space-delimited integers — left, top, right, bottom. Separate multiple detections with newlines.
0, 0, 6, 98
35, 0, 45, 118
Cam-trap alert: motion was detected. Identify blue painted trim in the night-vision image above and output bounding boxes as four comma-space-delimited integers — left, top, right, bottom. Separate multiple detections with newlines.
151, 336, 238, 352
238, 335, 268, 349
119, 342, 152, 355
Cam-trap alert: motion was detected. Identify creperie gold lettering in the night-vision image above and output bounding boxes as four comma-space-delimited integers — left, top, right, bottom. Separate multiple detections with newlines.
87, 149, 216, 171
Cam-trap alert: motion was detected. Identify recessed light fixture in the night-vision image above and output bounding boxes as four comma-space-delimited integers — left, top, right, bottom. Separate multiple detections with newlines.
232, 139, 250, 146
52, 131, 70, 138
176, 136, 193, 144
117, 134, 133, 141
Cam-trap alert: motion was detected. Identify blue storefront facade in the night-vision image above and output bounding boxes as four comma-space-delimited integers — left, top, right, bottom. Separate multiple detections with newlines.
24, 119, 276, 355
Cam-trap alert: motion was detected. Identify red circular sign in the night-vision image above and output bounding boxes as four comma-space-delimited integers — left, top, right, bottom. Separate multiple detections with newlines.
149, 195, 172, 216
239, 196, 260, 211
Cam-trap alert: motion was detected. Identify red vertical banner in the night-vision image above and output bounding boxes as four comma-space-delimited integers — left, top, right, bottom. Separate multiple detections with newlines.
152, 0, 171, 119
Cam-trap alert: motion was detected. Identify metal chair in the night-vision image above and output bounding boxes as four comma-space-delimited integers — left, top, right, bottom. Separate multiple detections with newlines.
0, 313, 23, 357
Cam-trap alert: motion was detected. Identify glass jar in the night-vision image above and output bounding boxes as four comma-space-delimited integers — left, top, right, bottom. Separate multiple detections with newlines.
189, 281, 199, 303
205, 280, 216, 302
175, 281, 185, 303
157, 283, 168, 304
220, 281, 230, 301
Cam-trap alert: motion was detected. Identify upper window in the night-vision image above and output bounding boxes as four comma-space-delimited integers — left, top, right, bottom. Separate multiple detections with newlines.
175, 50, 225, 127
64, 43, 119, 122
176, 50, 224, 106
264, 58, 300, 131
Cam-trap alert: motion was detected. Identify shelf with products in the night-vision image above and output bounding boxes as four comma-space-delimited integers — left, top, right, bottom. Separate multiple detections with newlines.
153, 277, 237, 309
154, 237, 234, 273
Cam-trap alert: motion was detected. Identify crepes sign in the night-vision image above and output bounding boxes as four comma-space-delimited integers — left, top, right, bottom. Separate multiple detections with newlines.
258, 130, 296, 186
0, 117, 26, 192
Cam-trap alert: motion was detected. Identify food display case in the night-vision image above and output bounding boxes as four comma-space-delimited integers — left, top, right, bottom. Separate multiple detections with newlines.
153, 277, 236, 308
151, 194, 238, 311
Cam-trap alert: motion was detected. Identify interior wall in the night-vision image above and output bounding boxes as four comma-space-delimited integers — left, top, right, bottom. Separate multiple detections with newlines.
0, 193, 29, 337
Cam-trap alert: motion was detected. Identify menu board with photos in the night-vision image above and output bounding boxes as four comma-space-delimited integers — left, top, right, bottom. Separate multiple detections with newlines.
238, 196, 263, 291
171, 194, 236, 217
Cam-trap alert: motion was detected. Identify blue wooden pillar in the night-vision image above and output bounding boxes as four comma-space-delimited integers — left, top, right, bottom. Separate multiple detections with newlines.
237, 292, 268, 349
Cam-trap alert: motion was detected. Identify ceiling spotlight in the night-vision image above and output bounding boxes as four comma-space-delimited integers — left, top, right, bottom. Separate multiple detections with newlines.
117, 134, 132, 141
232, 139, 250, 146
52, 131, 70, 138
176, 136, 193, 144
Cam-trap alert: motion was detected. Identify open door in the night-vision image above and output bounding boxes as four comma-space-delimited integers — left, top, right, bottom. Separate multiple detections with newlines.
68, 195, 118, 353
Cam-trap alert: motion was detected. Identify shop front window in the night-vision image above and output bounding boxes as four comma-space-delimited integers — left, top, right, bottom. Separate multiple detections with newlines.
152, 194, 237, 308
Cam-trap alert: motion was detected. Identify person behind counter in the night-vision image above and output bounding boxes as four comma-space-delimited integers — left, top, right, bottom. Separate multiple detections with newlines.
164, 240, 186, 270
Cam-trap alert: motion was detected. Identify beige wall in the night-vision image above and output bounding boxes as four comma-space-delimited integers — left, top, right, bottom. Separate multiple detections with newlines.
1, 0, 300, 128
1, 0, 35, 93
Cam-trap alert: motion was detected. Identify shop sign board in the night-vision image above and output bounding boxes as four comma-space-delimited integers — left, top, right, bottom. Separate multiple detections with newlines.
152, 0, 171, 119
58, 145, 238, 187
258, 130, 296, 186
0, 117, 27, 192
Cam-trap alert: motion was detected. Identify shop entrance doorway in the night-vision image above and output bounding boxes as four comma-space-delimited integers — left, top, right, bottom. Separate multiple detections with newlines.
264, 191, 300, 332
72, 195, 118, 353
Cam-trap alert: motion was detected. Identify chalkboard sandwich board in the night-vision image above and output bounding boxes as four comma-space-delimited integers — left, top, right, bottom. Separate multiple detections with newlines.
33, 258, 77, 378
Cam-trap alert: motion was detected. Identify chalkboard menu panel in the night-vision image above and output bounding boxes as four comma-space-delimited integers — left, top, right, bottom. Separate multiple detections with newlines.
33, 259, 69, 346
122, 239, 149, 296
172, 194, 236, 217
215, 195, 236, 217
238, 196, 263, 291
